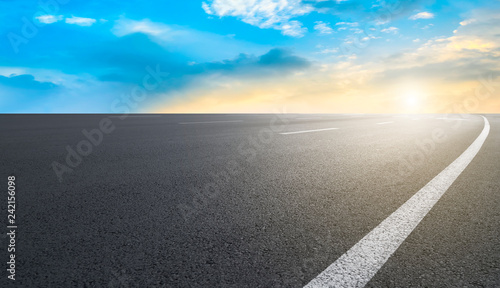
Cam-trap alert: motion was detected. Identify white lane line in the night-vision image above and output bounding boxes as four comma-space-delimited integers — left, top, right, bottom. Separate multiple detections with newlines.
179, 120, 243, 125
376, 121, 394, 125
297, 117, 323, 120
280, 128, 339, 135
305, 116, 490, 288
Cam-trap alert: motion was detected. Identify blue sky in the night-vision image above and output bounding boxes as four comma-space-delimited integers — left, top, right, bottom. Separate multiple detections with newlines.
1, 0, 499, 113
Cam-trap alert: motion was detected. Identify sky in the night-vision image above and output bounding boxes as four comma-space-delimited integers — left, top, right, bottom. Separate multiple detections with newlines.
0, 0, 499, 113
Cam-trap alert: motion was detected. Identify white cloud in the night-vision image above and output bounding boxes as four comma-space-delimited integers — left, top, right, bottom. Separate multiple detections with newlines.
157, 9, 500, 114
202, 2, 213, 14
319, 48, 338, 54
35, 15, 63, 24
409, 12, 434, 20
381, 27, 399, 34
335, 22, 359, 27
385, 10, 500, 70
65, 16, 97, 26
112, 18, 171, 37
111, 18, 266, 60
314, 21, 333, 34
201, 0, 314, 37
460, 19, 476, 26
34, 15, 99, 27
280, 20, 307, 37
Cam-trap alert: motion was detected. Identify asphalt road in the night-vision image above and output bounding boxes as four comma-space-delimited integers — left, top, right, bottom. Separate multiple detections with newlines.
0, 114, 499, 287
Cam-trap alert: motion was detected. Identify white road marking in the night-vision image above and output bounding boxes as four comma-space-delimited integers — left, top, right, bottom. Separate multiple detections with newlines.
280, 128, 339, 135
179, 120, 243, 125
297, 117, 323, 120
305, 116, 490, 288
376, 121, 394, 125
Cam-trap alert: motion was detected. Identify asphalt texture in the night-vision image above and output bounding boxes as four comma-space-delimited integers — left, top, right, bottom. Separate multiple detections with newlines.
0, 114, 499, 287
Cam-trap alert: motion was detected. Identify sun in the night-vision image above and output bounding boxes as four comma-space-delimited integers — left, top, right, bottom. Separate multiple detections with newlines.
394, 83, 427, 113
405, 88, 428, 108
399, 89, 427, 113
405, 92, 419, 107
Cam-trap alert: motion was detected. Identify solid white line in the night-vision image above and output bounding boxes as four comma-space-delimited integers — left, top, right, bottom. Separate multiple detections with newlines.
376, 121, 394, 125
280, 128, 339, 135
305, 116, 490, 288
179, 120, 243, 125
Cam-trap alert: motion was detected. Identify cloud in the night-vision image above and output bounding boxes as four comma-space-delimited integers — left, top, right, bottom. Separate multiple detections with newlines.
148, 46, 312, 112
161, 48, 310, 78
83, 33, 189, 83
308, 0, 437, 23
280, 20, 307, 37
65, 20, 307, 87
460, 19, 476, 26
366, 7, 500, 107
34, 15, 98, 26
65, 16, 97, 26
381, 27, 398, 33
319, 48, 338, 54
80, 31, 310, 94
409, 12, 434, 20
201, 0, 314, 37
111, 18, 266, 61
171, 48, 311, 80
0, 74, 58, 90
335, 22, 359, 27
314, 21, 334, 34
152, 58, 382, 113
201, 2, 212, 14
112, 18, 174, 37
394, 9, 500, 67
36, 15, 63, 24
257, 48, 311, 69
155, 8, 500, 114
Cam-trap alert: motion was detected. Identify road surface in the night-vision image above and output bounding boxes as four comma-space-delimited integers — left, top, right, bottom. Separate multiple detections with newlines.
0, 114, 499, 287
